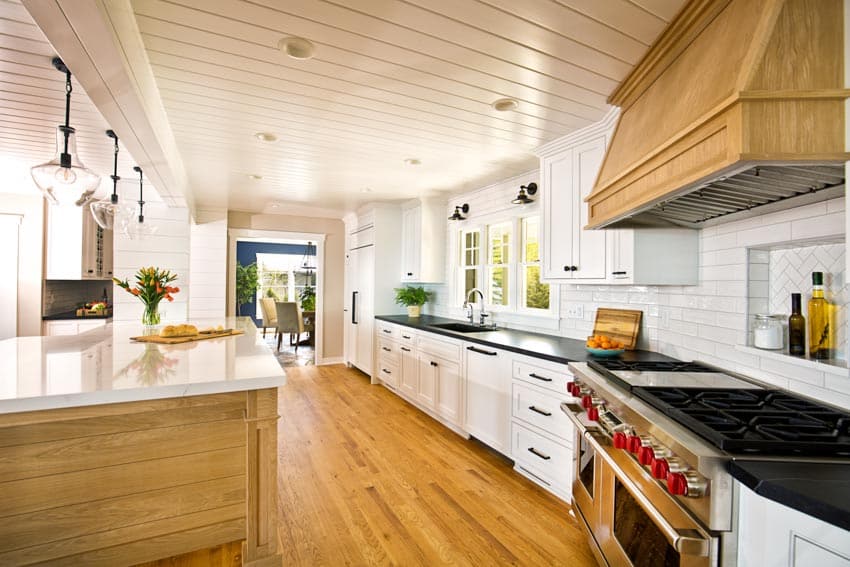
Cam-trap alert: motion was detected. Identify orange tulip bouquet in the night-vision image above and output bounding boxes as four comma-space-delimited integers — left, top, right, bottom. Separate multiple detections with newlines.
113, 267, 180, 327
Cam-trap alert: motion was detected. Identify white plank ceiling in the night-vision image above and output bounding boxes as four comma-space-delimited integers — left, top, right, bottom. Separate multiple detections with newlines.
0, 0, 165, 202
3, 0, 686, 214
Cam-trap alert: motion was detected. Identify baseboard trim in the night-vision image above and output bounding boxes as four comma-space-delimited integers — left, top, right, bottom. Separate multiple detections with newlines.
317, 357, 345, 366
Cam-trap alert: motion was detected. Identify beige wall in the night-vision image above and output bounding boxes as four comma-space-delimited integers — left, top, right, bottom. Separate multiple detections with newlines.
227, 212, 346, 361
0, 194, 43, 336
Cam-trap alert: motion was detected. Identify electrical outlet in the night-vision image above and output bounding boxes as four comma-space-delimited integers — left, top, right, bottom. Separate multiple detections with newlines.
565, 304, 584, 319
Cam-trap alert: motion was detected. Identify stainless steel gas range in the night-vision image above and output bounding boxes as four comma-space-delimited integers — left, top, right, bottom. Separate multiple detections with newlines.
561, 359, 850, 567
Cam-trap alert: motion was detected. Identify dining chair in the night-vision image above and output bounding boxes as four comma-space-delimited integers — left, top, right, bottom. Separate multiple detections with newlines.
258, 297, 277, 337
275, 302, 305, 352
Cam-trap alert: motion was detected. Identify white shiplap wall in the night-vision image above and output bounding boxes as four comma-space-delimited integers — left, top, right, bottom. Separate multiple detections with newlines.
427, 173, 850, 410
189, 210, 227, 320
112, 203, 190, 322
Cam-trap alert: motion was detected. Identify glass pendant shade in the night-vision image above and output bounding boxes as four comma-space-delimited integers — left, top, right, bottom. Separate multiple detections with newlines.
90, 197, 134, 231
31, 126, 101, 206
124, 218, 158, 240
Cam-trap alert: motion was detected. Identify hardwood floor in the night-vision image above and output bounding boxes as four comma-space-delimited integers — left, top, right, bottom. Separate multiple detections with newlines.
276, 364, 596, 566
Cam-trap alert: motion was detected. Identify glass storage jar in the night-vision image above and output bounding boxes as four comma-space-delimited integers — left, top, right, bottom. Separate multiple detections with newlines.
753, 314, 784, 350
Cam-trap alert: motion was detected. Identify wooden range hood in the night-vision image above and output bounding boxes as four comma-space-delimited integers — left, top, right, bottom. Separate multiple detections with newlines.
585, 0, 849, 229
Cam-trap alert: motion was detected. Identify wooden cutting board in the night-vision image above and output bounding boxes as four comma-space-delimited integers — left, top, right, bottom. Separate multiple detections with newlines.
592, 308, 642, 350
130, 329, 245, 344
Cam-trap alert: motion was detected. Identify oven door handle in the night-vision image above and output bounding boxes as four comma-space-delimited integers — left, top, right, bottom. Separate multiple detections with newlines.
583, 430, 711, 557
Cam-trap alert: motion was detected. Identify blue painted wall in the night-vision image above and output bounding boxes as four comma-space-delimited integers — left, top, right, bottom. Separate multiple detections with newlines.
236, 241, 310, 323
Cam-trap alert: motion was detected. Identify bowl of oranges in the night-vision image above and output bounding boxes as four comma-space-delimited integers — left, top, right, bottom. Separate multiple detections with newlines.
586, 334, 625, 357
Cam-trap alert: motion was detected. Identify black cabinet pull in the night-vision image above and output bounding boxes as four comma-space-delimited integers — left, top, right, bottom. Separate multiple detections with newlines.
612, 271, 627, 275
406, 272, 413, 276
467, 346, 497, 356
570, 266, 578, 271
563, 265, 570, 272
401, 347, 411, 352
402, 335, 411, 339
528, 372, 553, 382
382, 329, 392, 334
382, 368, 391, 375
352, 291, 358, 324
382, 347, 391, 352
528, 447, 551, 460
528, 406, 552, 417
430, 361, 438, 367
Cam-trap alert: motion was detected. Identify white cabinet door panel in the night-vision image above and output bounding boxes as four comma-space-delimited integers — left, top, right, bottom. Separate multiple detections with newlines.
464, 343, 511, 455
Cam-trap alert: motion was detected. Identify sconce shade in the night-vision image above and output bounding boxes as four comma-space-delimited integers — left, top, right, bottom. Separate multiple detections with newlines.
511, 182, 538, 205
449, 203, 470, 221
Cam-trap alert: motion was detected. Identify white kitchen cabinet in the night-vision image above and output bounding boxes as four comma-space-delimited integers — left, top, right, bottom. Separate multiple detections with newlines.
399, 341, 417, 398
400, 199, 446, 283
609, 228, 698, 285
416, 352, 438, 409
345, 205, 403, 377
435, 358, 462, 425
539, 133, 609, 283
464, 342, 512, 455
42, 318, 109, 336
737, 483, 850, 567
45, 204, 113, 280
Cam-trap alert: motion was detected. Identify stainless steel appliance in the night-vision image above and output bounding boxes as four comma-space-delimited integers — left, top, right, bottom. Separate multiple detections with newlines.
561, 359, 850, 567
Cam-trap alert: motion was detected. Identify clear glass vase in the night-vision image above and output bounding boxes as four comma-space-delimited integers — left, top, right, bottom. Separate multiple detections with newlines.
142, 303, 161, 328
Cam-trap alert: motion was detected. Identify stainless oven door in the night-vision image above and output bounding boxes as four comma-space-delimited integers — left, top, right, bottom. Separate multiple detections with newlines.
585, 430, 718, 567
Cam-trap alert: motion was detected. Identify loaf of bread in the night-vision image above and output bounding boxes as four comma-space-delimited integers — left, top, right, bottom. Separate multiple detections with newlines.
160, 324, 199, 338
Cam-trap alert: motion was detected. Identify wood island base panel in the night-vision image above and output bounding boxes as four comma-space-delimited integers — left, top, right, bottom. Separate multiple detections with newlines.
0, 389, 281, 566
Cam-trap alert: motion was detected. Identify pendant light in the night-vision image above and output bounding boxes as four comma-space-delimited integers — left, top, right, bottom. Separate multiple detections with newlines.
90, 130, 133, 230
125, 166, 157, 240
449, 204, 469, 221
30, 57, 101, 206
301, 241, 317, 271
511, 183, 537, 205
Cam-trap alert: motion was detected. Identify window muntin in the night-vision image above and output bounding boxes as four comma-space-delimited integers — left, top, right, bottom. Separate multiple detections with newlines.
460, 230, 481, 300
521, 217, 550, 310
487, 222, 511, 307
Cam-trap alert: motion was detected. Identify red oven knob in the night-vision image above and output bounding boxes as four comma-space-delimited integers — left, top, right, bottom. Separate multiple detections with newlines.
667, 472, 689, 496
566, 381, 577, 395
651, 458, 670, 480
626, 435, 643, 453
637, 445, 655, 466
581, 395, 593, 409
587, 406, 600, 421
612, 431, 627, 449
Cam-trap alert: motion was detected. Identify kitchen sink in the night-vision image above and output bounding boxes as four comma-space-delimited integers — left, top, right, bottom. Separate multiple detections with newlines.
428, 322, 494, 333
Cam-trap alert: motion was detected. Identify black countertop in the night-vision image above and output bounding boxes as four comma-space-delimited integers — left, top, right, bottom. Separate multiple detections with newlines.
376, 314, 675, 365
43, 310, 112, 321
729, 460, 850, 532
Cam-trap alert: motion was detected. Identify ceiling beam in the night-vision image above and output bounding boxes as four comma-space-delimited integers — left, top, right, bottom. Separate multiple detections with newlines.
22, 0, 193, 211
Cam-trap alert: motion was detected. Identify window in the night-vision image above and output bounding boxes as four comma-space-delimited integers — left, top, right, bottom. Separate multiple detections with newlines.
456, 215, 554, 318
487, 222, 511, 307
521, 217, 549, 310
460, 230, 480, 300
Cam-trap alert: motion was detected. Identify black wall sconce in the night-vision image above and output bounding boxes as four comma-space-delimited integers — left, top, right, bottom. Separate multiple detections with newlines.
449, 203, 469, 220
511, 182, 538, 204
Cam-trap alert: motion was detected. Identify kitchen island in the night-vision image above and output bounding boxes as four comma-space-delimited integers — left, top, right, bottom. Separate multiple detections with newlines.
0, 317, 284, 566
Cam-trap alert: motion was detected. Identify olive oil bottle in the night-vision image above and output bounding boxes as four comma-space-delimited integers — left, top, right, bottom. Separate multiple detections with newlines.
788, 293, 805, 356
808, 272, 833, 359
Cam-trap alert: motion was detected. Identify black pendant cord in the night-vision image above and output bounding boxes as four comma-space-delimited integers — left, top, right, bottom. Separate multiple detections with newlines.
107, 130, 120, 204
52, 57, 74, 168
133, 166, 145, 222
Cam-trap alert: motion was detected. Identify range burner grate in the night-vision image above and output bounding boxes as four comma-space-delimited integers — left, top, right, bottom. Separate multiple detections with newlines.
589, 360, 716, 373
633, 387, 850, 456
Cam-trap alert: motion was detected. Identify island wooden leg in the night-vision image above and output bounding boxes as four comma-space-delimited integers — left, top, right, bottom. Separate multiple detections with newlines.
243, 388, 282, 567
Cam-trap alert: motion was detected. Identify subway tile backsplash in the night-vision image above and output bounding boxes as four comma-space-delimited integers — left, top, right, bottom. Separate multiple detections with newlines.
44, 280, 112, 315
425, 171, 849, 410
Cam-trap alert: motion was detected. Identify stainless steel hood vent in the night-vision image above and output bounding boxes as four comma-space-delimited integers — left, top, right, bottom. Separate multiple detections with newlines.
630, 165, 846, 228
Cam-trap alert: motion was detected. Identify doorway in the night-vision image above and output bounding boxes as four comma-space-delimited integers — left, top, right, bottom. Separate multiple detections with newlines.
228, 230, 325, 366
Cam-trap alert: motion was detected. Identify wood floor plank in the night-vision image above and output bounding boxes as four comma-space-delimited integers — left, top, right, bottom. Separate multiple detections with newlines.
276, 364, 596, 566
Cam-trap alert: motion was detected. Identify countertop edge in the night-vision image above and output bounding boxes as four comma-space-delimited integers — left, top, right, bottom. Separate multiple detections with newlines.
0, 375, 286, 415
729, 460, 850, 532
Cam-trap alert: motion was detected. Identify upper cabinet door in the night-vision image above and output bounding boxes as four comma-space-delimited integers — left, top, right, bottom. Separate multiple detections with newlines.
400, 200, 446, 283
400, 206, 421, 281
572, 137, 607, 280
541, 151, 575, 281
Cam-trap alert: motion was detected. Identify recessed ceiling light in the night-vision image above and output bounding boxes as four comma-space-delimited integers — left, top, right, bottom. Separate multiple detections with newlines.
248, 174, 263, 180
360, 187, 373, 193
492, 97, 519, 112
270, 203, 280, 209
278, 37, 315, 60
254, 132, 277, 142
404, 158, 421, 166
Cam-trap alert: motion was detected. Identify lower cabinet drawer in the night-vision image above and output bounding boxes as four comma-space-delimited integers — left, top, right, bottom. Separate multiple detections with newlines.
378, 338, 400, 366
377, 360, 399, 388
513, 359, 572, 397
511, 422, 573, 492
512, 382, 574, 443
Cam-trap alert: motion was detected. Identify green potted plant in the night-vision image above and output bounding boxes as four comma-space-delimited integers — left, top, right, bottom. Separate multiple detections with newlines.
299, 286, 316, 311
235, 261, 260, 316
394, 286, 431, 318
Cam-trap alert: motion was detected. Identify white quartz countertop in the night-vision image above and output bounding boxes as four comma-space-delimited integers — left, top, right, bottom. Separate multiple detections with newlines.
0, 317, 286, 414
